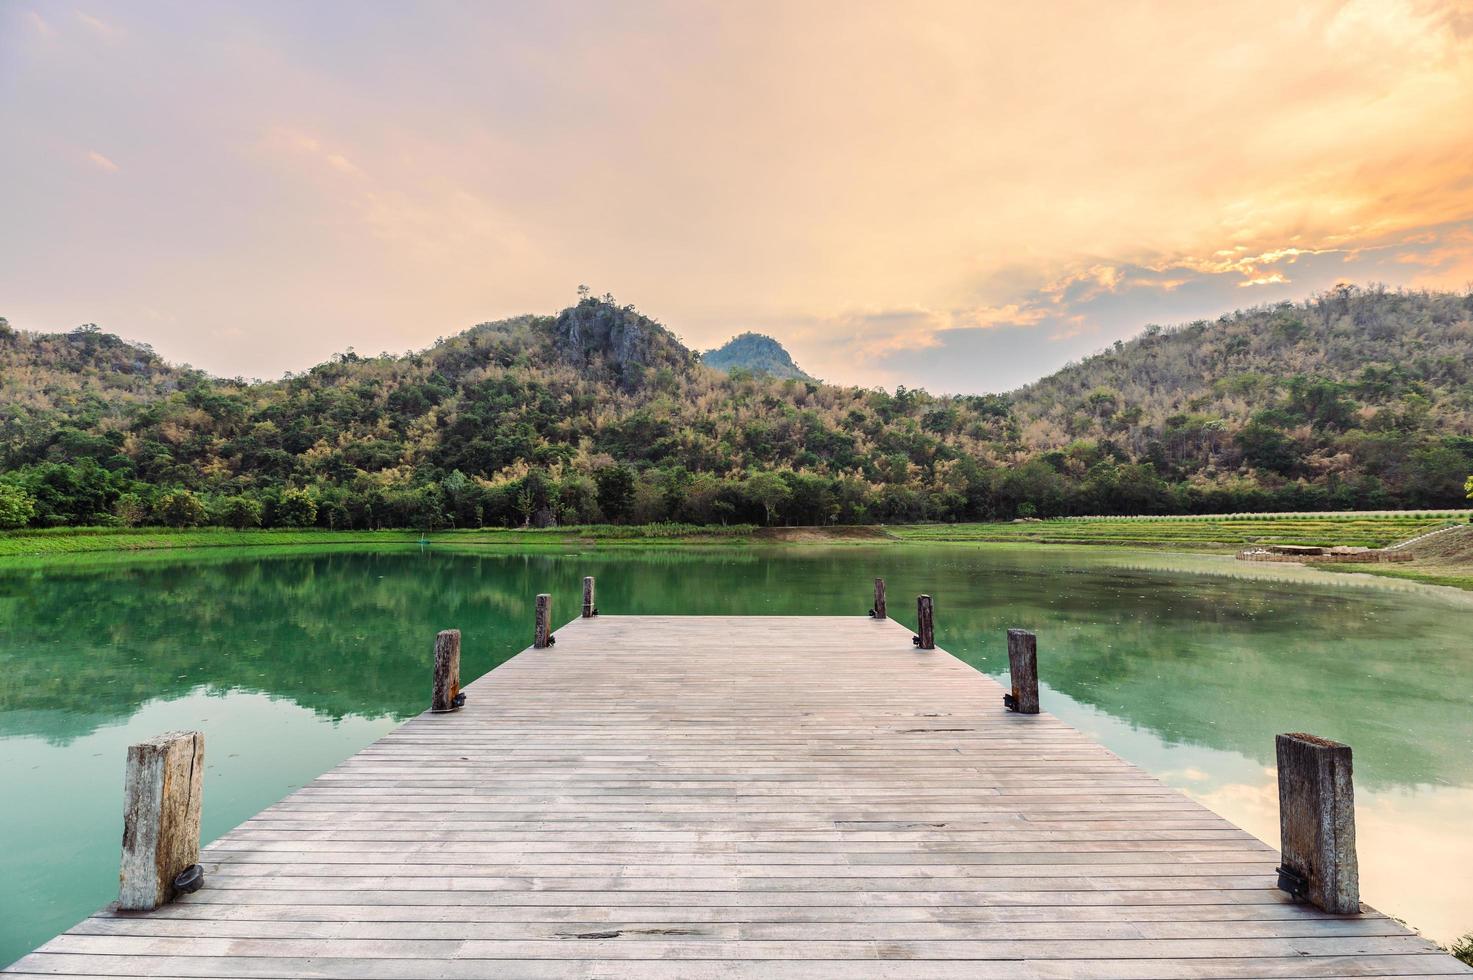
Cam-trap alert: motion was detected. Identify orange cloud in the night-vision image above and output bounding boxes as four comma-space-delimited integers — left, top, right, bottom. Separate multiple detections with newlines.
85, 150, 118, 173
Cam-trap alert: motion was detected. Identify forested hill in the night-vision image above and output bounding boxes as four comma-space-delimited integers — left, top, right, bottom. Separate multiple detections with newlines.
1, 286, 1471, 531
0, 319, 209, 417
702, 333, 813, 380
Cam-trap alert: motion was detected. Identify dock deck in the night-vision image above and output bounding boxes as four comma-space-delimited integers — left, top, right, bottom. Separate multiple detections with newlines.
8, 614, 1466, 978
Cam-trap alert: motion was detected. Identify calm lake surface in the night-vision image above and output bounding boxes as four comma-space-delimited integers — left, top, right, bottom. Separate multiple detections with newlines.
2, 542, 1471, 963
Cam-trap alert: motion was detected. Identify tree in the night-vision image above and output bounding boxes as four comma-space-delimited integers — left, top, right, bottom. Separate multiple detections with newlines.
1235, 419, 1299, 475
1408, 446, 1470, 505
515, 486, 535, 526
0, 483, 35, 529
156, 489, 206, 527
556, 474, 598, 525
595, 464, 636, 521
113, 493, 149, 527
275, 489, 318, 528
15, 461, 118, 525
630, 476, 669, 523
441, 470, 479, 527
221, 496, 263, 529
742, 471, 791, 526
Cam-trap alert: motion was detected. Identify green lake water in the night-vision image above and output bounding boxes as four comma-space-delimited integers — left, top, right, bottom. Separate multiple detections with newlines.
1, 543, 1471, 963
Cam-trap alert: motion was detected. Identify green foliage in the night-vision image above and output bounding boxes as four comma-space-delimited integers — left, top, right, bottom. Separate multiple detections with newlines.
3, 288, 1473, 530
274, 489, 317, 528
221, 495, 263, 529
742, 470, 791, 525
155, 489, 206, 528
595, 464, 636, 521
0, 483, 35, 529
1235, 418, 1300, 475
1450, 933, 1473, 967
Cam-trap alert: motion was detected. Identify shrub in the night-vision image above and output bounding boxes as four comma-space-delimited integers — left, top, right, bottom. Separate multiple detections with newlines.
275, 489, 318, 528
0, 483, 36, 529
156, 489, 206, 528
221, 495, 263, 529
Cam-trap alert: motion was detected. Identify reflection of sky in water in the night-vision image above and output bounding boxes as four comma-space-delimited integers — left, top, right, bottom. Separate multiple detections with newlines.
1, 543, 1470, 963
0, 689, 398, 967
1037, 684, 1473, 945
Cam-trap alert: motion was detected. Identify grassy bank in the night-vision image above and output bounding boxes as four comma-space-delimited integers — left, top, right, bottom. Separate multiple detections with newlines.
891, 513, 1467, 550
1322, 563, 1473, 591
0, 524, 760, 562
1320, 523, 1473, 591
4, 512, 1467, 562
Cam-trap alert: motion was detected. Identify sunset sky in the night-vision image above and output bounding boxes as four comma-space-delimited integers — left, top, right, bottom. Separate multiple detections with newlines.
3, 0, 1472, 392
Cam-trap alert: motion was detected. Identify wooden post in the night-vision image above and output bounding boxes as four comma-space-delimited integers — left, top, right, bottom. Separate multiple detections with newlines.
1276, 733, 1359, 914
534, 593, 553, 648
430, 629, 462, 713
914, 595, 934, 649
119, 731, 204, 911
1005, 629, 1040, 714
582, 576, 596, 618
870, 578, 887, 619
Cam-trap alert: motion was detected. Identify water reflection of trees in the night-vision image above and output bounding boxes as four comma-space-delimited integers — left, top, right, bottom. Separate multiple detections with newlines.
2, 546, 1468, 790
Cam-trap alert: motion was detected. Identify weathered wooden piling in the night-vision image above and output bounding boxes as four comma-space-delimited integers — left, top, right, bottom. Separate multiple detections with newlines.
118, 731, 204, 911
582, 576, 596, 618
534, 593, 553, 648
914, 594, 934, 649
1276, 732, 1360, 914
870, 578, 887, 619
429, 629, 462, 713
1005, 628, 1040, 714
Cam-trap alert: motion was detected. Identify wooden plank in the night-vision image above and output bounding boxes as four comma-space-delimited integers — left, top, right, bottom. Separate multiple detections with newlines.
7, 615, 1465, 978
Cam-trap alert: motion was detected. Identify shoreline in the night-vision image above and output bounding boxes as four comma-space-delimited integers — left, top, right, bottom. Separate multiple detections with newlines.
4, 516, 1471, 590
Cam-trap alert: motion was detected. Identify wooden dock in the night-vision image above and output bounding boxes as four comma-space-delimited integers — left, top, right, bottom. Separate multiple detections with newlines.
8, 614, 1467, 978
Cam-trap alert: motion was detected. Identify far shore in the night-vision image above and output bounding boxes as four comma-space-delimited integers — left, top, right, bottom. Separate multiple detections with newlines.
4, 512, 1470, 589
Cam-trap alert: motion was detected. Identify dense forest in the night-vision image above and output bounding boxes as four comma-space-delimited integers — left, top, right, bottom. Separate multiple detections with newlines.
1, 285, 1471, 531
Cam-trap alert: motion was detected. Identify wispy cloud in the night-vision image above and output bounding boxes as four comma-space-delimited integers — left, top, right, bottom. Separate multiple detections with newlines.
2, 0, 1472, 384
85, 150, 119, 173
264, 129, 366, 178
75, 11, 116, 37
26, 9, 54, 37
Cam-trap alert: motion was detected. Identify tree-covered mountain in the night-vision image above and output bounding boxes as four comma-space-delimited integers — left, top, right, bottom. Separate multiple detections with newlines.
702, 332, 813, 381
1, 285, 1471, 531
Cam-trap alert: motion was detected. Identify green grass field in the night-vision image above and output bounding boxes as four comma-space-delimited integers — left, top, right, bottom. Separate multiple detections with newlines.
0, 524, 758, 562
891, 513, 1469, 549
3, 513, 1468, 567
1321, 563, 1473, 591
